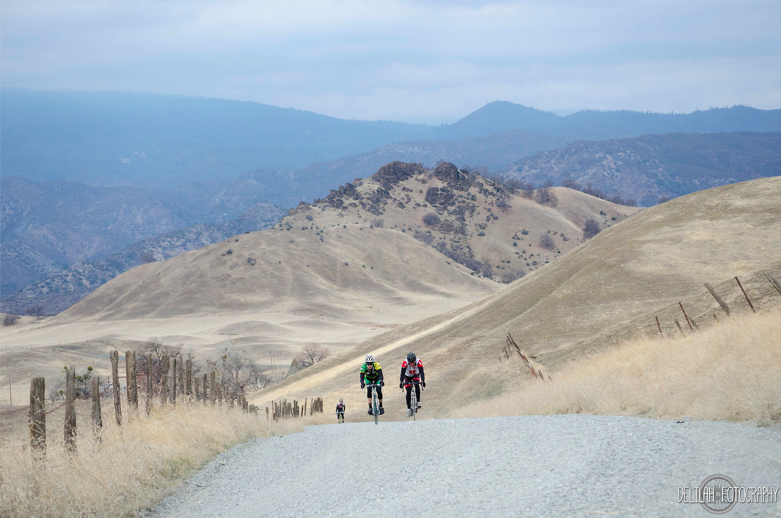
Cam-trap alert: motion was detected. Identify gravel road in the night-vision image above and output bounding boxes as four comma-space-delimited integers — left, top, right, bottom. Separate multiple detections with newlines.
152, 416, 781, 517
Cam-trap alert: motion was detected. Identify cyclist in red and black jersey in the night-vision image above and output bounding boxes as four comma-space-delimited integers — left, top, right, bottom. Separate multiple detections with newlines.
399, 352, 425, 417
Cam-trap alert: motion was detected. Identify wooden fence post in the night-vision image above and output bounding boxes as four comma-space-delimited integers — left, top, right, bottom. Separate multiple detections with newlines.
704, 283, 731, 316
210, 371, 216, 405
735, 276, 756, 313
91, 375, 102, 431
194, 377, 201, 401
64, 366, 76, 452
171, 358, 177, 405
29, 377, 46, 452
655, 316, 663, 336
242, 397, 248, 413
266, 406, 269, 421
146, 355, 153, 414
110, 350, 122, 426
766, 272, 781, 296
202, 374, 208, 404
126, 350, 138, 410
160, 355, 169, 405
185, 359, 192, 398
177, 358, 184, 400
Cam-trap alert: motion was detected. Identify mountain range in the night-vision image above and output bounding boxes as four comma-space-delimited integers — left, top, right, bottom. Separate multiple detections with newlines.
497, 132, 781, 206
4, 89, 780, 189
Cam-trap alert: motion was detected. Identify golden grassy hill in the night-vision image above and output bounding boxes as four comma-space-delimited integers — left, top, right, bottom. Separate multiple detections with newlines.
250, 177, 781, 419
281, 161, 641, 280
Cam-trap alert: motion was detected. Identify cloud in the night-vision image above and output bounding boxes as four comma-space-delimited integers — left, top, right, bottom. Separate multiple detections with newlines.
2, 0, 780, 123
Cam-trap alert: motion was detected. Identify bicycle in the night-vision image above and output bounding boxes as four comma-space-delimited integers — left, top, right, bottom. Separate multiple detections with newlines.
365, 382, 381, 425
403, 378, 423, 421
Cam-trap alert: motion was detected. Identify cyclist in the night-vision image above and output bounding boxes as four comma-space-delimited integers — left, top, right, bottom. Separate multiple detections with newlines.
336, 399, 345, 423
359, 354, 385, 415
399, 352, 425, 417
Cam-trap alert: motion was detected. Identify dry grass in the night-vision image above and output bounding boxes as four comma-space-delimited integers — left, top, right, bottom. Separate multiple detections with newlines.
451, 308, 781, 424
0, 402, 309, 517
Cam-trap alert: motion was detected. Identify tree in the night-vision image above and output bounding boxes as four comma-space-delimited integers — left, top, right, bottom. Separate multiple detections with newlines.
3, 314, 20, 326
422, 213, 441, 226
371, 218, 384, 228
583, 219, 601, 239
500, 269, 526, 284
218, 348, 271, 393
299, 344, 330, 368
140, 252, 156, 263
143, 338, 181, 360
520, 182, 535, 198
539, 233, 555, 249
25, 304, 45, 319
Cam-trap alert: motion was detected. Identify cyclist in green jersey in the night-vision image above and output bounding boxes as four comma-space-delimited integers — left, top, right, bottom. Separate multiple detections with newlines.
359, 354, 385, 415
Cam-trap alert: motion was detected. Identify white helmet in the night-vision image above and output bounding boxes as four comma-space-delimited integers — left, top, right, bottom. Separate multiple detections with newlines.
365, 354, 375, 363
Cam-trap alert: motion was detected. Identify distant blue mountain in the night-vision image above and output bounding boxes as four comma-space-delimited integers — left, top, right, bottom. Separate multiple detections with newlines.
445, 101, 781, 140
2, 89, 780, 190
0, 88, 430, 187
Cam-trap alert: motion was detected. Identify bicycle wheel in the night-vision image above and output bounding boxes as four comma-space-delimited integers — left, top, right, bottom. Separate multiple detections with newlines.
372, 386, 379, 425
411, 385, 417, 421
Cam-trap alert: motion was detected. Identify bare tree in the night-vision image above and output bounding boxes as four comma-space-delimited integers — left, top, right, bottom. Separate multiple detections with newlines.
520, 181, 535, 198
140, 251, 156, 263
300, 344, 330, 367
371, 218, 384, 228
25, 304, 45, 319
583, 219, 601, 239
218, 348, 271, 393
143, 338, 182, 360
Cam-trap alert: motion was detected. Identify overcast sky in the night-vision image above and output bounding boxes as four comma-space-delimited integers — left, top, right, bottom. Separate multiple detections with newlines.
2, 0, 780, 124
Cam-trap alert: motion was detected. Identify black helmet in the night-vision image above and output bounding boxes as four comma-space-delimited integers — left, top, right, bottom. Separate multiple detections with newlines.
407, 352, 416, 363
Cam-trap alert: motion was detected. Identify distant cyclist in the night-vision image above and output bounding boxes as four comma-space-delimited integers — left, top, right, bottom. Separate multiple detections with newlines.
360, 354, 385, 415
399, 352, 425, 417
336, 399, 345, 423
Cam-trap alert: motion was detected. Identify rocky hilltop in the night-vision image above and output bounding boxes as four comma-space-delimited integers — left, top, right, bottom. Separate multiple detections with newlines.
285, 161, 640, 282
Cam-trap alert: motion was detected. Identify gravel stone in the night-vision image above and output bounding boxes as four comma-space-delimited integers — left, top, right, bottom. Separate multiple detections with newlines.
151, 415, 781, 517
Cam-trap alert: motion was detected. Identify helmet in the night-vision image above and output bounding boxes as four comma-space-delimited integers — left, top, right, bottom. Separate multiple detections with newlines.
365, 354, 375, 363
407, 352, 416, 363
339, 399, 343, 403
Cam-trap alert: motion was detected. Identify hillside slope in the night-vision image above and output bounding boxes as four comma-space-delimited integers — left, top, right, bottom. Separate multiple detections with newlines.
1, 202, 285, 315
251, 177, 781, 414
498, 132, 781, 206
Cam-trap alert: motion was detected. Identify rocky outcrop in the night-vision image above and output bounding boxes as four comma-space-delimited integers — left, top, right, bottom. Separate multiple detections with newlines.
434, 162, 474, 191
372, 161, 426, 190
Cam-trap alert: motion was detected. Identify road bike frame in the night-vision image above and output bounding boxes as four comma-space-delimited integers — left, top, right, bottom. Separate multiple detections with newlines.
365, 383, 381, 425
404, 378, 422, 421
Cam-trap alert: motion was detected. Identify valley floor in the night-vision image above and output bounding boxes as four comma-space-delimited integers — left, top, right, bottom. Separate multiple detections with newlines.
151, 415, 781, 518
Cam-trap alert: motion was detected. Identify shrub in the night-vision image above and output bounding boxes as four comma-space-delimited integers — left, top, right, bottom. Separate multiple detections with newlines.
422, 213, 441, 226
477, 231, 486, 237
371, 218, 384, 228
413, 232, 435, 245
500, 269, 526, 284
305, 214, 314, 221
439, 220, 456, 233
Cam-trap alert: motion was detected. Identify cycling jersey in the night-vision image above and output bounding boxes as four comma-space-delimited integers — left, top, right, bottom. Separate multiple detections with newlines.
336, 403, 345, 414
359, 362, 383, 384
400, 358, 424, 380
